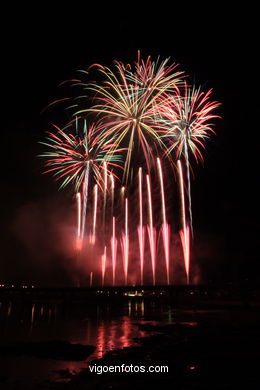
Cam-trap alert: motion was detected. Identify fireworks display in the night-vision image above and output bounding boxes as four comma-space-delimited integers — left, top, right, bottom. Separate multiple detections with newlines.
40, 120, 124, 245
40, 53, 220, 286
73, 55, 184, 182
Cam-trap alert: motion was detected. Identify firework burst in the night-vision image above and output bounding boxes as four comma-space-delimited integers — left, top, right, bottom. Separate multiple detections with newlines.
74, 55, 184, 182
39, 120, 124, 192
157, 82, 221, 236
40, 119, 124, 241
158, 83, 221, 164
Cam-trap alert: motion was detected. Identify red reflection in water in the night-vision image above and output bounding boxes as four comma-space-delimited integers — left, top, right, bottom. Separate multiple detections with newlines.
95, 317, 134, 359
96, 322, 106, 359
107, 321, 116, 351
120, 316, 131, 348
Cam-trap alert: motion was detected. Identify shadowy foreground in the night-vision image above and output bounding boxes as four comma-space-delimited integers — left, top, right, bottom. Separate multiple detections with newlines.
1, 285, 260, 389
47, 310, 259, 390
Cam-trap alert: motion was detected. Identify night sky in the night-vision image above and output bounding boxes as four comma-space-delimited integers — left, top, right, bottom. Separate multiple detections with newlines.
1, 5, 258, 286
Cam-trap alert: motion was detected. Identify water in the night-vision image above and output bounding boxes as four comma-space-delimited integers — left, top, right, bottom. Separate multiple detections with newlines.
1, 294, 259, 389
0, 298, 176, 388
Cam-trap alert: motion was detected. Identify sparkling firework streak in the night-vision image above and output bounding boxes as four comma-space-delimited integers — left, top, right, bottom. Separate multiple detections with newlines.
76, 192, 81, 239
111, 216, 118, 286
179, 226, 190, 284
157, 158, 170, 285
81, 160, 90, 240
101, 246, 107, 287
75, 56, 184, 182
110, 173, 115, 217
177, 160, 190, 284
138, 167, 145, 286
184, 140, 193, 238
120, 186, 125, 209
146, 174, 156, 286
103, 161, 108, 231
90, 184, 98, 245
121, 198, 129, 286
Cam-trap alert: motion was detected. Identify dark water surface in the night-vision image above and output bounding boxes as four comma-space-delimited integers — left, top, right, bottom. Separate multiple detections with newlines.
1, 293, 259, 389
0, 298, 177, 388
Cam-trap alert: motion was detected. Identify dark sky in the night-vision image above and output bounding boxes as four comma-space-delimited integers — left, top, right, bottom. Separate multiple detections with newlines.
1, 5, 258, 285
